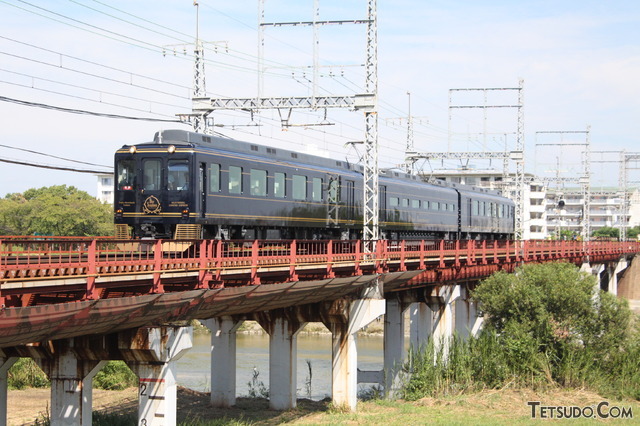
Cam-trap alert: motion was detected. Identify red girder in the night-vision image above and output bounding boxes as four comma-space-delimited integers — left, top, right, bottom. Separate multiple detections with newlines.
1, 238, 638, 309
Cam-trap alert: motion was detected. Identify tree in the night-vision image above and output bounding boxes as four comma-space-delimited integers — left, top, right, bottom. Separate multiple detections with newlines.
0, 185, 113, 236
472, 262, 632, 378
627, 226, 640, 240
592, 226, 619, 239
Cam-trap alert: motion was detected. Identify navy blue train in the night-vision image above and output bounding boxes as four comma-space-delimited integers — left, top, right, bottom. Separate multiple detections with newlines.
113, 130, 515, 240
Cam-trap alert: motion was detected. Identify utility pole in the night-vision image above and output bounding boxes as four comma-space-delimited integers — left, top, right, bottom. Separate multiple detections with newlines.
414, 81, 525, 239
190, 0, 379, 249
192, 1, 207, 133
172, 2, 228, 134
535, 128, 591, 240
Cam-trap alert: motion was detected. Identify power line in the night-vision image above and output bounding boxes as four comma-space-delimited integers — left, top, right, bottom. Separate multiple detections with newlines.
0, 157, 111, 174
0, 35, 192, 92
0, 142, 110, 168
0, 67, 187, 110
0, 95, 184, 123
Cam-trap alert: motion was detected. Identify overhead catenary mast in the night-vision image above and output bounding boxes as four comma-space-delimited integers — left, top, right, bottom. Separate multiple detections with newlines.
190, 0, 379, 250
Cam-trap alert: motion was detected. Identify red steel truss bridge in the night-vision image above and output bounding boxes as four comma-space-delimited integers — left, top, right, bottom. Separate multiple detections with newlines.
1, 237, 638, 347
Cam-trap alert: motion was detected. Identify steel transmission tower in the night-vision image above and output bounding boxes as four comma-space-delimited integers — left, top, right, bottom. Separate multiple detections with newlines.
535, 128, 591, 240
361, 0, 379, 246
191, 0, 379, 248
192, 1, 207, 133
412, 81, 525, 239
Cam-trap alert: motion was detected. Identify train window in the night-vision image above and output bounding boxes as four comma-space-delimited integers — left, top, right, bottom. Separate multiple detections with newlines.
472, 200, 479, 216
293, 175, 306, 200
116, 159, 136, 190
431, 201, 439, 211
168, 160, 189, 191
229, 166, 242, 194
441, 203, 447, 211
401, 199, 409, 207
499, 204, 504, 218
312, 178, 322, 201
209, 164, 220, 192
491, 203, 497, 217
390, 197, 399, 207
274, 172, 286, 198
250, 169, 267, 196
423, 200, 430, 210
411, 199, 420, 209
142, 159, 161, 191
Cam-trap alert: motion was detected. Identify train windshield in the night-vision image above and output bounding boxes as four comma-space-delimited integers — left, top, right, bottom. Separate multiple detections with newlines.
116, 159, 136, 190
168, 160, 190, 191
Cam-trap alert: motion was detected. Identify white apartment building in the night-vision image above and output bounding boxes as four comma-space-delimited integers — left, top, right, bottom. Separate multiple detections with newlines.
96, 173, 114, 204
426, 168, 638, 240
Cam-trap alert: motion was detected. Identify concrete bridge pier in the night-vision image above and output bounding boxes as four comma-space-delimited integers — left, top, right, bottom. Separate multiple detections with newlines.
201, 316, 243, 408
409, 285, 461, 357
322, 281, 385, 411
0, 350, 17, 426
383, 296, 409, 398
454, 284, 483, 339
15, 339, 106, 426
256, 312, 307, 410
120, 326, 192, 426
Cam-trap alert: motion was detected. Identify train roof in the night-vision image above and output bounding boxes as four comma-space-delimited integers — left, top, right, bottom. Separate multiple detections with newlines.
125, 129, 503, 197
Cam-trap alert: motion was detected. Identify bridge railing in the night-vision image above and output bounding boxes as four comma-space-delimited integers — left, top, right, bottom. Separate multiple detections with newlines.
2, 238, 639, 291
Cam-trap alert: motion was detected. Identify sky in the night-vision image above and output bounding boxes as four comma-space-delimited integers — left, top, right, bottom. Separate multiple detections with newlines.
1, 0, 639, 198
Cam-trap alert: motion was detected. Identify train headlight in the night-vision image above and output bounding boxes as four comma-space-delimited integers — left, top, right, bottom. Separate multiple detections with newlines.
181, 208, 190, 218
167, 145, 176, 154
128, 146, 137, 154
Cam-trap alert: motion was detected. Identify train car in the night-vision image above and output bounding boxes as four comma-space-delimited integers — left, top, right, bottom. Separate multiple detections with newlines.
113, 130, 514, 240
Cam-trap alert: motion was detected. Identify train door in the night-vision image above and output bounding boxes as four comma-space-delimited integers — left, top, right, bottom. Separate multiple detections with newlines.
345, 180, 355, 221
379, 185, 387, 223
199, 162, 206, 218
326, 175, 340, 228
140, 158, 164, 216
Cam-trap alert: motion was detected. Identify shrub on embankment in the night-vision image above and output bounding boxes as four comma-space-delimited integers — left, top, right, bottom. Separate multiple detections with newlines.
7, 359, 137, 390
401, 262, 640, 401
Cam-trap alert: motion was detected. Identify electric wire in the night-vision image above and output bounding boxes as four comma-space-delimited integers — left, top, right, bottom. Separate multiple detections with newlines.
0, 94, 184, 123
0, 67, 188, 110
0, 142, 111, 168
0, 157, 111, 174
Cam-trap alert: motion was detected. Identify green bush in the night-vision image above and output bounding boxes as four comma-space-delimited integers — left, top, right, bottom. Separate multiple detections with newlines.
401, 262, 640, 401
93, 361, 138, 390
7, 358, 49, 389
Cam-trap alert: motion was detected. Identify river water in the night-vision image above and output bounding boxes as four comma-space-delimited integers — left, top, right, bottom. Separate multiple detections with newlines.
176, 331, 383, 400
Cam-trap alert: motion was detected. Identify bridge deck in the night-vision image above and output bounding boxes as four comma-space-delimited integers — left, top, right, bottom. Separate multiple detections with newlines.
0, 238, 638, 347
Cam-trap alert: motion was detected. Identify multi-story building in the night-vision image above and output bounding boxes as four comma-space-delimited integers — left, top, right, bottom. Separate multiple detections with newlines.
95, 173, 114, 204
427, 168, 637, 239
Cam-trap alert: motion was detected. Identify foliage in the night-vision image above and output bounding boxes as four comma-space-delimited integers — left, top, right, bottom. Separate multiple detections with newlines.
592, 226, 620, 239
0, 185, 112, 236
401, 262, 640, 401
472, 262, 632, 365
7, 358, 49, 390
246, 367, 268, 398
93, 361, 138, 390
92, 412, 138, 426
556, 229, 578, 240
627, 226, 640, 240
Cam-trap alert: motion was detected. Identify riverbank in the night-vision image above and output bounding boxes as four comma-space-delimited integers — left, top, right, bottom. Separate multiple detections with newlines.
8, 386, 639, 425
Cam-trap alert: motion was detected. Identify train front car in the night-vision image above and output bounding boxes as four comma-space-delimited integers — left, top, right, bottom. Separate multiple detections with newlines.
114, 132, 198, 239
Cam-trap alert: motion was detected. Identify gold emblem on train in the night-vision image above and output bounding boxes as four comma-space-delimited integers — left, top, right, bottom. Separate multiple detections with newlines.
142, 195, 162, 214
